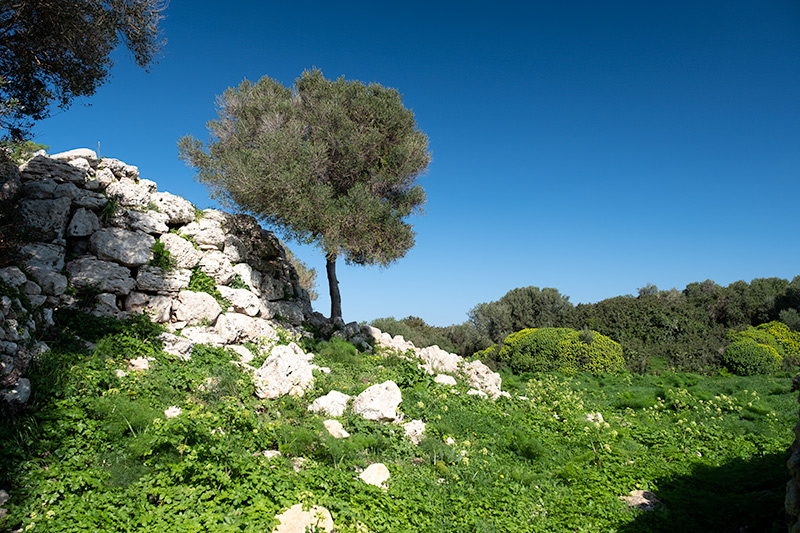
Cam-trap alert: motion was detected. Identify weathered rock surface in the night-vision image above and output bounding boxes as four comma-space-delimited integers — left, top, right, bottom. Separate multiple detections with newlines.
272, 503, 334, 533
352, 381, 402, 422
172, 291, 222, 326
253, 342, 314, 399
359, 463, 390, 488
323, 419, 350, 439
66, 257, 135, 295
90, 228, 155, 267
308, 390, 352, 417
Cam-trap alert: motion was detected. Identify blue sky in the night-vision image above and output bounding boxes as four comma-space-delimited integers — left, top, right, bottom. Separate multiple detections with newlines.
31, 1, 800, 326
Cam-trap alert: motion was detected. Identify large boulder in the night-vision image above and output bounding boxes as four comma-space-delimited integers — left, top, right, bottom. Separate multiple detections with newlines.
150, 191, 195, 224
125, 291, 172, 323
18, 197, 71, 241
66, 208, 100, 238
352, 381, 402, 422
213, 313, 276, 344
136, 266, 191, 293
90, 228, 155, 267
172, 290, 222, 326
66, 257, 135, 295
105, 178, 151, 208
308, 390, 352, 417
217, 286, 260, 317
18, 243, 65, 270
158, 233, 202, 269
253, 342, 314, 399
179, 218, 225, 250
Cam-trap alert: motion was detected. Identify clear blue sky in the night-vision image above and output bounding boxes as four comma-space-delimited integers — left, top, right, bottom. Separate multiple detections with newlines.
31, 1, 800, 326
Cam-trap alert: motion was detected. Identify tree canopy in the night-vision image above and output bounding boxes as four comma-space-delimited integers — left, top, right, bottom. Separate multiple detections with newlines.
179, 69, 431, 320
0, 0, 166, 140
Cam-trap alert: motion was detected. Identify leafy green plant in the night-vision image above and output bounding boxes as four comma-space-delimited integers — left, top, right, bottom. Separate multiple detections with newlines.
101, 194, 121, 224
147, 240, 176, 271
188, 267, 229, 308
228, 273, 250, 290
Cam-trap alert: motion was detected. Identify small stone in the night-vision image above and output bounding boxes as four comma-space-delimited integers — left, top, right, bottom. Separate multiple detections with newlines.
272, 503, 334, 533
323, 419, 350, 439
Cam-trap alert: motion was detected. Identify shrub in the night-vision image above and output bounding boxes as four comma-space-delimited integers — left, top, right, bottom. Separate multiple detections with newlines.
721, 339, 782, 375
497, 327, 624, 375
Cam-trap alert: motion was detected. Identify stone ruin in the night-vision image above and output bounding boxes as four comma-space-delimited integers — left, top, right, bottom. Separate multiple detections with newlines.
0, 148, 313, 402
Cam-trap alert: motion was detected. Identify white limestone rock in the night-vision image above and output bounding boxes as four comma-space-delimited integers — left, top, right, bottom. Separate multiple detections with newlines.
198, 250, 235, 284
123, 209, 169, 235
352, 381, 402, 422
464, 360, 506, 400
271, 503, 334, 533
90, 228, 155, 267
26, 267, 68, 296
323, 419, 350, 439
418, 345, 463, 374
18, 243, 65, 270
73, 189, 107, 210
253, 342, 314, 399
403, 419, 426, 445
231, 263, 261, 295
218, 286, 260, 316
359, 463, 390, 488
18, 197, 71, 241
126, 291, 173, 323
66, 257, 135, 295
308, 390, 352, 417
158, 332, 194, 361
434, 374, 458, 386
227, 344, 255, 363
213, 313, 276, 344
0, 267, 27, 287
150, 191, 195, 224
179, 218, 225, 250
20, 154, 86, 183
105, 178, 151, 208
100, 158, 139, 180
172, 290, 222, 326
67, 208, 100, 237
51, 148, 98, 164
91, 293, 125, 319
136, 266, 191, 293
159, 233, 202, 269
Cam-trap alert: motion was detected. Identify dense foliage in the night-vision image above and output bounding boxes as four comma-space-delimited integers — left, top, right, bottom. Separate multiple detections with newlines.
0, 311, 793, 531
0, 0, 166, 140
373, 276, 800, 374
179, 69, 430, 320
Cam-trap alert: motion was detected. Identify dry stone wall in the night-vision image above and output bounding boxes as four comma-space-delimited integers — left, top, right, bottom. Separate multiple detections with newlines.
0, 148, 313, 402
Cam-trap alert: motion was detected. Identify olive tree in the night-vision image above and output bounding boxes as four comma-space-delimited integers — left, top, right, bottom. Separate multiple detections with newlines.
0, 0, 166, 139
179, 69, 430, 321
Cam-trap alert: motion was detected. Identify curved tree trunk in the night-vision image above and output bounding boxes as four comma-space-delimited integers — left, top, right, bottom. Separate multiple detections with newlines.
326, 252, 342, 321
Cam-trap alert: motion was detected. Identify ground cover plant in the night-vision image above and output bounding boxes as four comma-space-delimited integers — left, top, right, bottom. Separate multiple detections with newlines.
0, 311, 795, 531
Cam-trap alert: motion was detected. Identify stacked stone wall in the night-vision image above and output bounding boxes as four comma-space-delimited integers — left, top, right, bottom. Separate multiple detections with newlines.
0, 148, 313, 402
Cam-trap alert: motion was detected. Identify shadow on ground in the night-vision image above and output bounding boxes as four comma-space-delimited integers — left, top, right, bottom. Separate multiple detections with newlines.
616, 451, 789, 533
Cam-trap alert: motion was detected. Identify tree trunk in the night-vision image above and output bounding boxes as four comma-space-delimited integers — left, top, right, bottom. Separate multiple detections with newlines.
326, 252, 342, 321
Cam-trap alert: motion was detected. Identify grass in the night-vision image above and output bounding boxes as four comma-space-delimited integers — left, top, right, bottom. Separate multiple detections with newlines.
0, 311, 795, 532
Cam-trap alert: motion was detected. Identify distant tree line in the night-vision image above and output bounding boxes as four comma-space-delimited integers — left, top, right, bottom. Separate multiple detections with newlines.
370, 276, 800, 373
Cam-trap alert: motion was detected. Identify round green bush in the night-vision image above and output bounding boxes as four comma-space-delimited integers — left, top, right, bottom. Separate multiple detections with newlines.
721, 339, 782, 375
497, 327, 624, 375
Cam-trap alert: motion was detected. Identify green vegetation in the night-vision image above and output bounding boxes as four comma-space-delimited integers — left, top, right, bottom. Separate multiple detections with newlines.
0, 0, 165, 140
493, 327, 624, 375
0, 310, 793, 531
372, 276, 800, 374
187, 267, 229, 309
179, 68, 430, 321
147, 240, 176, 271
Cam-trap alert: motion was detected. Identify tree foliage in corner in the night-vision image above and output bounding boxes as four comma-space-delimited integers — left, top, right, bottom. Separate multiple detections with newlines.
0, 0, 166, 140
179, 69, 431, 321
